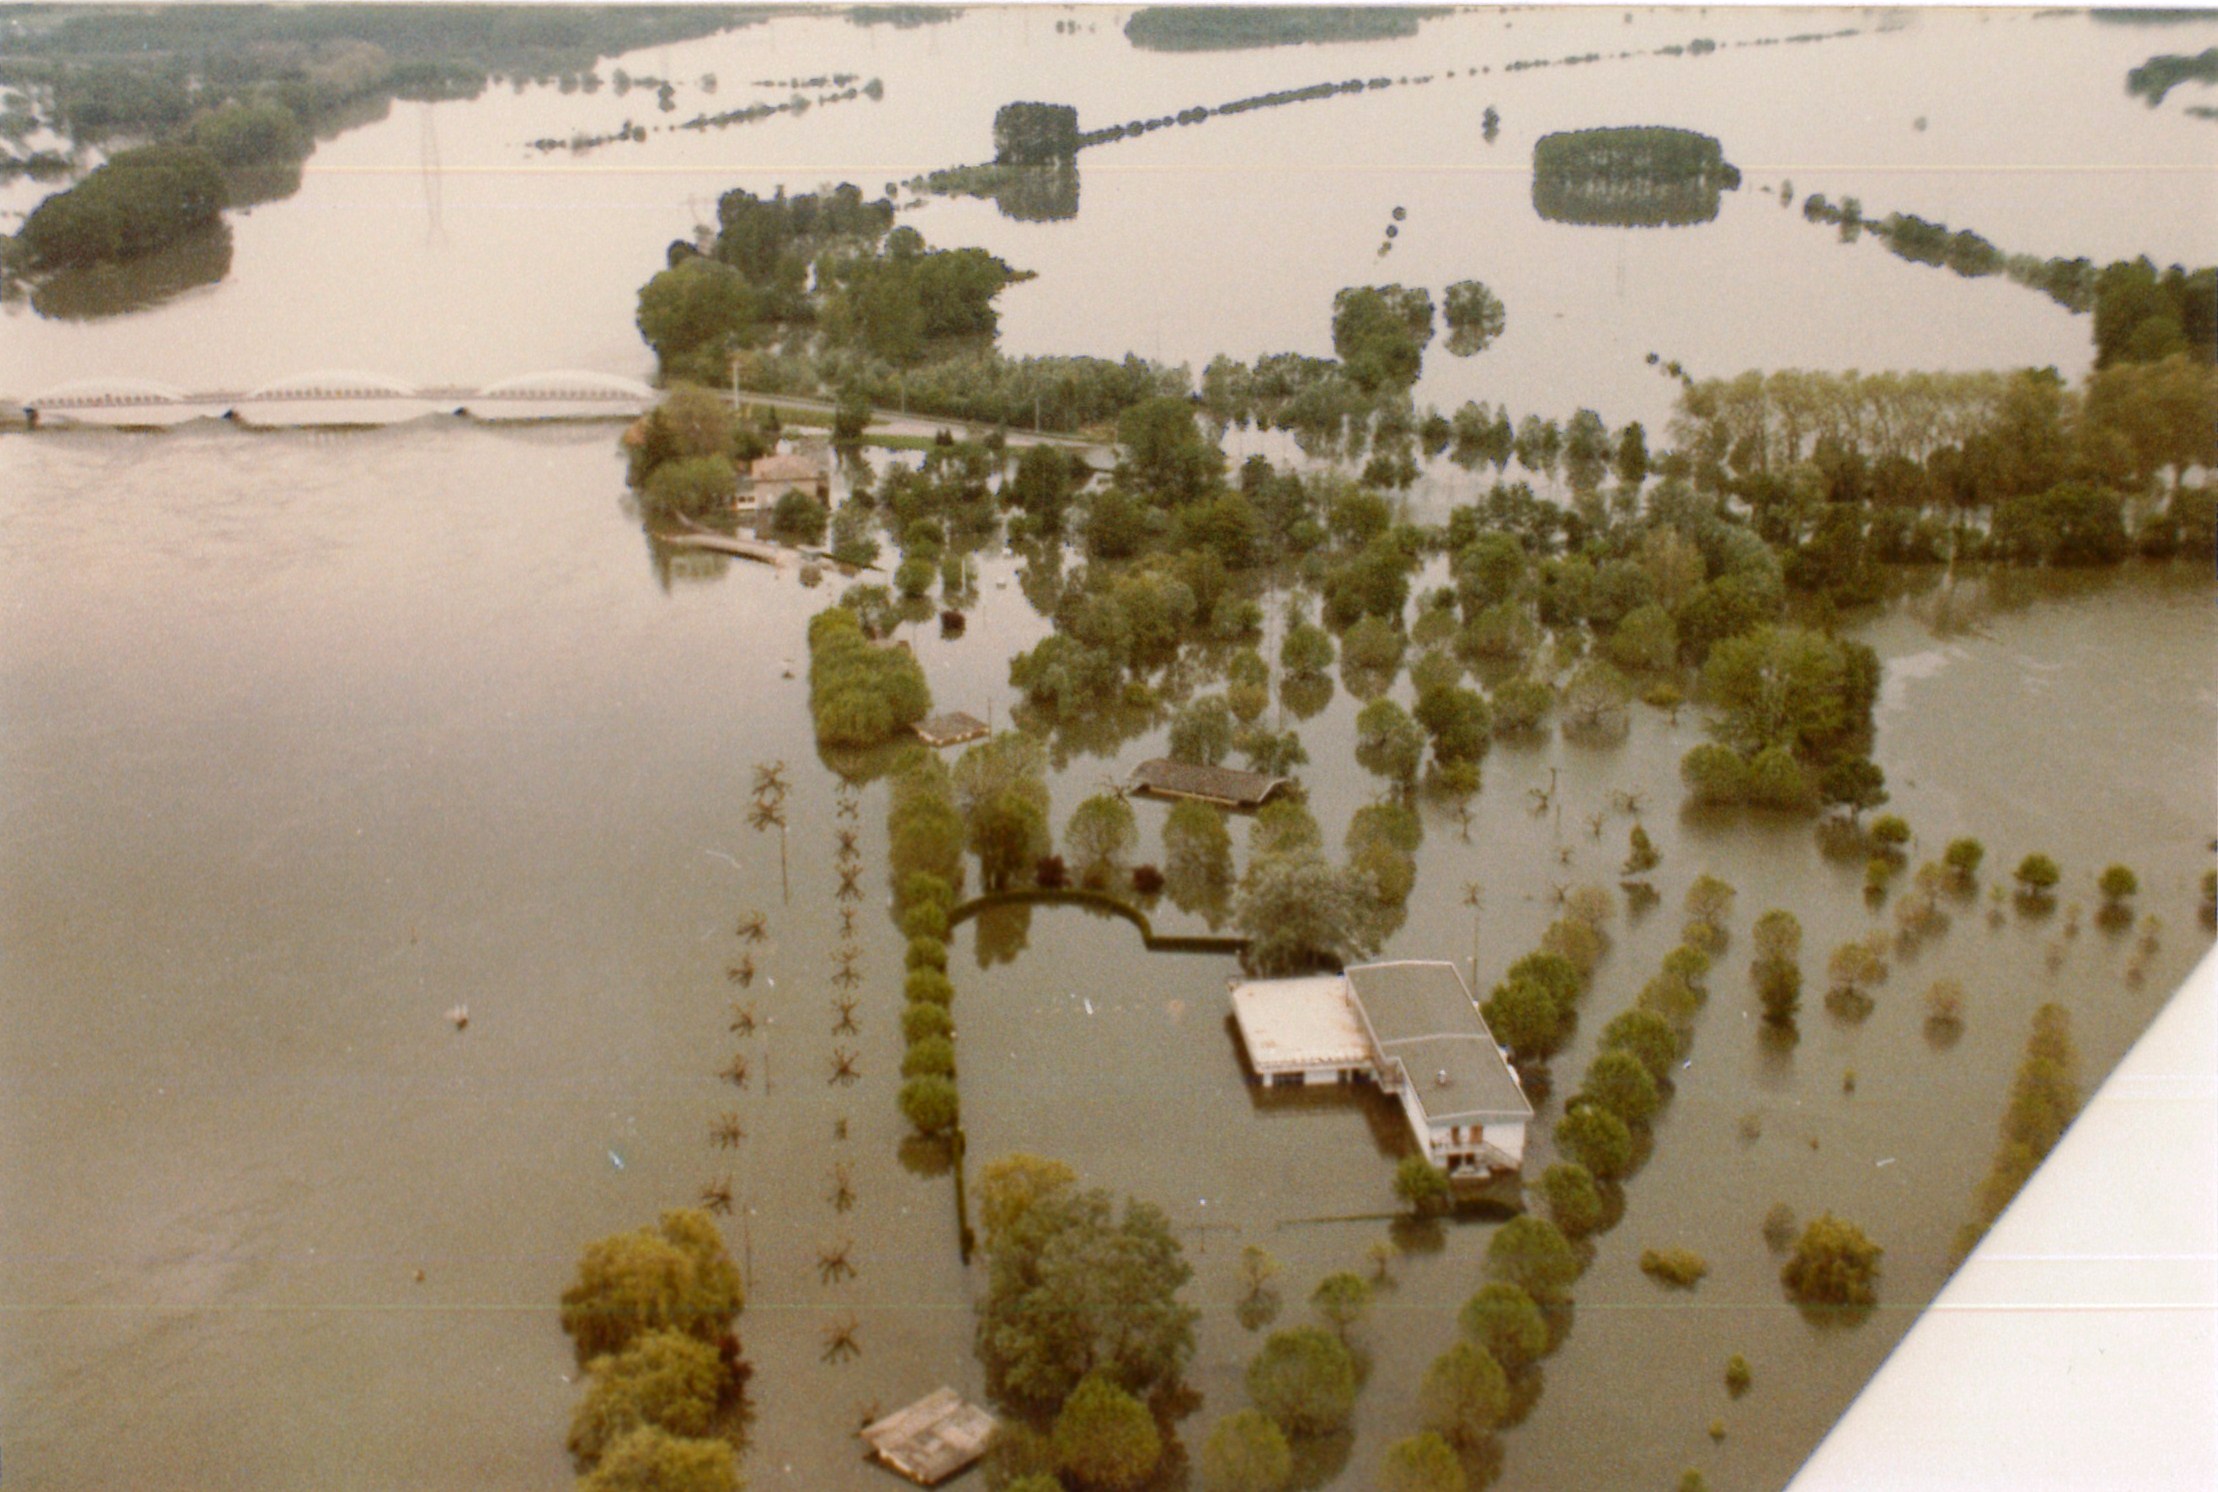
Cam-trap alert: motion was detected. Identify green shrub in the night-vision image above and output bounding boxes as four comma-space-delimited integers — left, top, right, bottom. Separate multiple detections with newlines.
1246, 1326, 1357, 1435
905, 968, 955, 1007
898, 1074, 960, 1134
901, 1035, 956, 1080
906, 936, 949, 972
1051, 1373, 1160, 1492
1725, 1354, 1752, 1397
2014, 853, 2061, 896
771, 488, 829, 544
1484, 1215, 1579, 1305
1639, 1247, 1708, 1288
1781, 1213, 1882, 1307
642, 454, 738, 523
1457, 1282, 1548, 1372
901, 1001, 954, 1044
1556, 1102, 1633, 1181
1196, 1409, 1290, 1492
1535, 1162, 1603, 1238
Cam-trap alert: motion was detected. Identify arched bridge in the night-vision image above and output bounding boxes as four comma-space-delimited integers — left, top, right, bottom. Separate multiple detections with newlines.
21, 369, 658, 424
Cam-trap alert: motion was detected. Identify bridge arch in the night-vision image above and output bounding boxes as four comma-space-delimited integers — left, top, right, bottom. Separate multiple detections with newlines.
244, 369, 423, 402
475, 369, 656, 402
28, 377, 192, 409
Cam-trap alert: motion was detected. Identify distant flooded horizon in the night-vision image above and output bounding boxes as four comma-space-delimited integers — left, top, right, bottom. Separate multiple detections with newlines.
4, 8, 2215, 1492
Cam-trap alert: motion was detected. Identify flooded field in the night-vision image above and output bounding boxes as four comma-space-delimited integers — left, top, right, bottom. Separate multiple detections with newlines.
4, 421, 2211, 1490
3, 7, 2215, 1492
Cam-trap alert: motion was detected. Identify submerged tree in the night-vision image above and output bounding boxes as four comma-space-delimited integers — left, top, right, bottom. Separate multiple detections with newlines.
1052, 1372, 1162, 1492
560, 1210, 744, 1367
1442, 279, 1507, 357
976, 1169, 1198, 1413
1781, 1213, 1882, 1309
1197, 1409, 1292, 1492
1246, 1325, 1358, 1436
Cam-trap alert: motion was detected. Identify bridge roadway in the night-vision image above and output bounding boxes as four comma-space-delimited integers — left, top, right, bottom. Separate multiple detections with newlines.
11, 374, 1115, 462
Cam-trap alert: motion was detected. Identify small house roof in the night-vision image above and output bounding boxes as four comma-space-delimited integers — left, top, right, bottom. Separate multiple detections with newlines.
1346, 961, 1532, 1125
1129, 758, 1288, 808
861, 1387, 998, 1485
914, 712, 990, 748
751, 452, 824, 482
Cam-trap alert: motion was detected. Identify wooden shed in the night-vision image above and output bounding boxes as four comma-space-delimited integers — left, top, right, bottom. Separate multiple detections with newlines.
861, 1387, 998, 1485
1129, 757, 1290, 809
914, 712, 991, 748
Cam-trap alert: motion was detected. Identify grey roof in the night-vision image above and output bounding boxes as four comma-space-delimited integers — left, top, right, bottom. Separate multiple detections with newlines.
1129, 758, 1288, 806
914, 712, 990, 747
1345, 961, 1533, 1125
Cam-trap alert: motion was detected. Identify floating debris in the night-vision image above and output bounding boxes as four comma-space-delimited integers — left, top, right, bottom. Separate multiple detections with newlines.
445, 1004, 470, 1030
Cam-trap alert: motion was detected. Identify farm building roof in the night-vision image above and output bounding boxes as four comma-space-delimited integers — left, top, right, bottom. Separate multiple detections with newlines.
1345, 961, 1532, 1126
1129, 758, 1289, 808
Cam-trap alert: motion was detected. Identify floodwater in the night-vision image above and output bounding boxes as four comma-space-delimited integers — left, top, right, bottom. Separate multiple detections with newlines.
3, 8, 2216, 1492
6, 7, 2216, 419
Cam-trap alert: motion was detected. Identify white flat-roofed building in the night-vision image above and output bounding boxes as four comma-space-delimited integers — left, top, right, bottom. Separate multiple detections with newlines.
1230, 974, 1374, 1084
1229, 960, 1532, 1176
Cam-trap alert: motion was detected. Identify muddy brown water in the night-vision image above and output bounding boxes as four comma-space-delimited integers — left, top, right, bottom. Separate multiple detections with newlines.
4, 8, 2217, 1491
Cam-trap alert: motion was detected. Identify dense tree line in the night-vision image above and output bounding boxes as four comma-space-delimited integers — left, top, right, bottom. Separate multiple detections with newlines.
2126, 46, 2218, 107
1802, 194, 2217, 367
806, 606, 933, 750
557, 1209, 749, 1491
2, 5, 756, 273
1955, 1003, 2080, 1256
1, 4, 759, 137
1667, 363, 2217, 584
1123, 6, 1439, 52
994, 101, 1080, 163
638, 181, 1184, 428
10, 143, 223, 270
1531, 126, 1741, 228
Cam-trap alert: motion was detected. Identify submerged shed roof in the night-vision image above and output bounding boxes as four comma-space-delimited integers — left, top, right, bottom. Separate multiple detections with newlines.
914, 712, 990, 748
1129, 758, 1289, 807
861, 1387, 997, 1485
1346, 961, 1532, 1125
